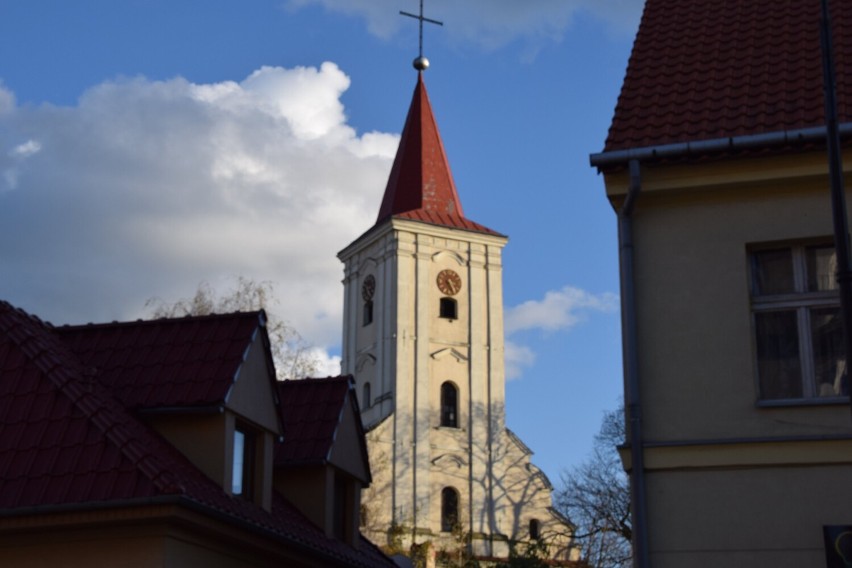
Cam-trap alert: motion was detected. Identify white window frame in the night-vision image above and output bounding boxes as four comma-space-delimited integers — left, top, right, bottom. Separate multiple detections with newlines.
749, 241, 845, 404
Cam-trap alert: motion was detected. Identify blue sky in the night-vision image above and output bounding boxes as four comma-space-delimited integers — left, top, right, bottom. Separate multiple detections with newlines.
0, 1, 642, 482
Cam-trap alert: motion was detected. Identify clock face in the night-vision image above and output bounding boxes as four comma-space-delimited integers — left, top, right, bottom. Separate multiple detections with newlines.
436, 269, 462, 296
361, 275, 376, 301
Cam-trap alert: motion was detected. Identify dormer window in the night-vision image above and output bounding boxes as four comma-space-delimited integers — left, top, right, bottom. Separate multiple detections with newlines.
233, 424, 256, 500
439, 297, 458, 320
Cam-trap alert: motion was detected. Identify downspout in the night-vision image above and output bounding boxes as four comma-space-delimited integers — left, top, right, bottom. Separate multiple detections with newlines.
619, 159, 650, 568
820, 0, 852, 420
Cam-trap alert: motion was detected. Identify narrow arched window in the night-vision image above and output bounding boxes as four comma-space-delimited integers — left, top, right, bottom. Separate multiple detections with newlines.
361, 274, 375, 326
441, 487, 459, 532
439, 297, 457, 320
440, 382, 458, 428
363, 300, 373, 326
362, 382, 371, 408
529, 518, 541, 540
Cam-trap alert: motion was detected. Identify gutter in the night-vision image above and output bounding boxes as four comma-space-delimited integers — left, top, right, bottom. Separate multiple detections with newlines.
590, 123, 852, 171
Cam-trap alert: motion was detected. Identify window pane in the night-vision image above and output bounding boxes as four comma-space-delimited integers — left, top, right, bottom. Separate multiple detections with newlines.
811, 306, 846, 396
233, 429, 245, 495
755, 310, 802, 399
441, 382, 458, 428
807, 246, 837, 291
441, 487, 458, 532
752, 249, 794, 295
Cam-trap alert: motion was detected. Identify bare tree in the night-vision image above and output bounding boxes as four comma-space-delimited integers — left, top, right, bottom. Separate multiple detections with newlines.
146, 277, 320, 380
555, 405, 631, 568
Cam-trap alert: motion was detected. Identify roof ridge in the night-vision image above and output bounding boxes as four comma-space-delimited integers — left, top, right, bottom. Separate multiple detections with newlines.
58, 309, 264, 332
0, 302, 185, 495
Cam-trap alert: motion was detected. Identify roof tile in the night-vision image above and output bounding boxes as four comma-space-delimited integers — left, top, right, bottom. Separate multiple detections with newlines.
57, 312, 260, 409
275, 377, 351, 466
375, 74, 501, 237
605, 0, 852, 152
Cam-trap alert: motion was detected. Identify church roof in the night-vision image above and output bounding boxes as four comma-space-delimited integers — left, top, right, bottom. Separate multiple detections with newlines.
376, 73, 500, 236
603, 0, 852, 153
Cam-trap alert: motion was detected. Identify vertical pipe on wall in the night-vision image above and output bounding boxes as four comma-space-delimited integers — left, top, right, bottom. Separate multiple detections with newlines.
819, 0, 852, 420
619, 159, 650, 568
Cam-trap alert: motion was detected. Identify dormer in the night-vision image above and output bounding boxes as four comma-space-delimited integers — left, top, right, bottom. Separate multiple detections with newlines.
56, 311, 284, 512
273, 376, 371, 547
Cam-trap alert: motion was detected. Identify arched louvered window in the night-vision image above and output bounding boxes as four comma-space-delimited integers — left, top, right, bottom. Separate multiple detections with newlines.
440, 382, 458, 428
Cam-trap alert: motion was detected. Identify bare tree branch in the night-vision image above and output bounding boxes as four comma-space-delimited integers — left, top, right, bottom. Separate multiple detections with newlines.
554, 404, 632, 568
146, 277, 320, 380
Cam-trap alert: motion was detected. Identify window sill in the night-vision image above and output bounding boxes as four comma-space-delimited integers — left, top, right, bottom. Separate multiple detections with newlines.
756, 396, 850, 408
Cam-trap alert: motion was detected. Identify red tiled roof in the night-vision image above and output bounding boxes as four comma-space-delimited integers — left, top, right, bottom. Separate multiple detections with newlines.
0, 301, 394, 567
604, 0, 852, 153
56, 312, 262, 410
275, 376, 368, 472
376, 73, 501, 236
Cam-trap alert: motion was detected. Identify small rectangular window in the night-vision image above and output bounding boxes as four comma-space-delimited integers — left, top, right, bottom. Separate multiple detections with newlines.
232, 425, 255, 499
440, 298, 458, 320
749, 242, 845, 401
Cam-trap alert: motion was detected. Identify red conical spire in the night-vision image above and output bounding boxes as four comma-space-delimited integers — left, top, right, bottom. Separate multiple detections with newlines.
376, 74, 498, 235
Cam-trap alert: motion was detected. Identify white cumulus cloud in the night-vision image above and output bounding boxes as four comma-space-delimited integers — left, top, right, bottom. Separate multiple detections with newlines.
505, 286, 618, 335
505, 340, 536, 382
0, 63, 398, 359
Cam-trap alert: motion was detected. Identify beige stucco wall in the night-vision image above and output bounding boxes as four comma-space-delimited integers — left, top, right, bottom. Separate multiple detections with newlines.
147, 413, 228, 487
0, 507, 320, 568
645, 463, 852, 567
607, 153, 852, 443
604, 149, 852, 565
226, 336, 280, 435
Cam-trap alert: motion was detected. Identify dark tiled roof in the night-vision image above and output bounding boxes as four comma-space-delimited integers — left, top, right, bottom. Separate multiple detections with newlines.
376, 73, 500, 236
0, 301, 174, 508
275, 376, 365, 468
56, 312, 262, 410
0, 301, 394, 568
604, 0, 852, 152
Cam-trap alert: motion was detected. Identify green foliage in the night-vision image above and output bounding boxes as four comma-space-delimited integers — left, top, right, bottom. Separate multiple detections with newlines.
492, 539, 551, 568
435, 522, 478, 568
384, 522, 408, 557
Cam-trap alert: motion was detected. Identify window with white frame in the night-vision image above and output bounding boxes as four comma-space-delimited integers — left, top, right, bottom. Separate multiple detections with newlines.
232, 424, 256, 499
749, 242, 846, 401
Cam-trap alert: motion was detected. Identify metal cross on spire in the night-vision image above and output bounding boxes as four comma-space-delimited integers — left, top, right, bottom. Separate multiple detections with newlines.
400, 0, 443, 71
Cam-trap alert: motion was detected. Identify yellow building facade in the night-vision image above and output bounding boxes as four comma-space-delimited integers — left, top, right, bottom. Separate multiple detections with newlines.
593, 1, 852, 565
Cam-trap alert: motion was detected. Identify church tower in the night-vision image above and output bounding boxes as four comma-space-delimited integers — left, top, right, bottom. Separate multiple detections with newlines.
338, 72, 575, 561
